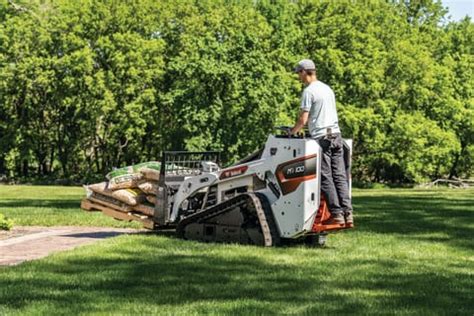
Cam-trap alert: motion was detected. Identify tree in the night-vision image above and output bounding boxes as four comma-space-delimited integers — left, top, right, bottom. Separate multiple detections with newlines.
0, 0, 471, 183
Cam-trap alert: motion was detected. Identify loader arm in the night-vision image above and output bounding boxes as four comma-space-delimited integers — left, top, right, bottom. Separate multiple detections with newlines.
170, 173, 219, 222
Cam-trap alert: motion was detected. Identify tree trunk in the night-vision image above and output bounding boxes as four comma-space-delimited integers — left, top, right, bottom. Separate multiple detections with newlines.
49, 148, 55, 175
449, 141, 466, 179
22, 159, 28, 177
0, 155, 5, 175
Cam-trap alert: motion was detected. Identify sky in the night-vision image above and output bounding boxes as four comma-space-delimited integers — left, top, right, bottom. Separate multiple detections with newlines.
441, 0, 473, 21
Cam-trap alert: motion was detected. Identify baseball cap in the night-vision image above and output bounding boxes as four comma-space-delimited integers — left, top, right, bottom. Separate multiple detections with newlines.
294, 59, 316, 73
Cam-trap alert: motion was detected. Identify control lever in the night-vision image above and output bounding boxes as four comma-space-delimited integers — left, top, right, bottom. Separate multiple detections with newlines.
274, 126, 292, 137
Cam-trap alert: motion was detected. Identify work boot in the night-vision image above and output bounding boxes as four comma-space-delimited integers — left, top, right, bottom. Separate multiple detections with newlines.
345, 212, 353, 225
323, 213, 345, 225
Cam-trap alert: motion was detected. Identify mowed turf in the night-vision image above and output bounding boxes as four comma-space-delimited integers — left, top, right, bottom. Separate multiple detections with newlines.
0, 186, 473, 315
0, 185, 141, 228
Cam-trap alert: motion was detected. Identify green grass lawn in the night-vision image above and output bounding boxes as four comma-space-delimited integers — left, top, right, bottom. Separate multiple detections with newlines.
0, 185, 141, 228
0, 185, 473, 315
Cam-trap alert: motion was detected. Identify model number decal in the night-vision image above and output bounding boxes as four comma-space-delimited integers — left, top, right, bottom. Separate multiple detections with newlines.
286, 165, 305, 175
282, 159, 314, 179
275, 155, 318, 195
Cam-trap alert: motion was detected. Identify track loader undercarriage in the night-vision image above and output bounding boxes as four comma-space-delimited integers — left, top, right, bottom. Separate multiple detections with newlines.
177, 193, 280, 246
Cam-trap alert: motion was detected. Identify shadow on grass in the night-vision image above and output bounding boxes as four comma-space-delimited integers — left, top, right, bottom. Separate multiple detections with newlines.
59, 231, 149, 239
353, 194, 474, 251
0, 236, 471, 314
0, 199, 80, 210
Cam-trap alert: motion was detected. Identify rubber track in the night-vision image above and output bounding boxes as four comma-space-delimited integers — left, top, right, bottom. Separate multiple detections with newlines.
252, 192, 280, 246
176, 193, 280, 246
175, 195, 248, 239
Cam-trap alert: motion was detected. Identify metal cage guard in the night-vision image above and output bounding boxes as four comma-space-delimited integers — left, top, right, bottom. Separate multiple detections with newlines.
159, 151, 220, 177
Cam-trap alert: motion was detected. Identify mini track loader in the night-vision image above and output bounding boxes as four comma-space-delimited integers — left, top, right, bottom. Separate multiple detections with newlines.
151, 127, 353, 246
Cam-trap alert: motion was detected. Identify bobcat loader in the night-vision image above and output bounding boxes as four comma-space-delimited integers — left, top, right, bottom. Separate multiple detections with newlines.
152, 127, 353, 247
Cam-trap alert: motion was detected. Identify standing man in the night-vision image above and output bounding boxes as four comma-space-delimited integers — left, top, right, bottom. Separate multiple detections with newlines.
290, 59, 353, 225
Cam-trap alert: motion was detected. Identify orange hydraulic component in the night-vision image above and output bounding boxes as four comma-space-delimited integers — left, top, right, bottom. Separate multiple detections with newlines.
311, 195, 353, 233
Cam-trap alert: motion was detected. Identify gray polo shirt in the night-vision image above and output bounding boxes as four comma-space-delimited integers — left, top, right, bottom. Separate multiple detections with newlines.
300, 80, 340, 138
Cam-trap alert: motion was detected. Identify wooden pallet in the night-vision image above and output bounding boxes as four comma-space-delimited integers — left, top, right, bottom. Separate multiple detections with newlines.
81, 199, 100, 212
132, 203, 155, 216
89, 194, 132, 213
81, 198, 155, 229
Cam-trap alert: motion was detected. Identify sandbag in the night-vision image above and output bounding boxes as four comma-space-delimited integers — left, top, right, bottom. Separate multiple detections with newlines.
111, 188, 145, 206
106, 161, 161, 180
87, 182, 145, 206
88, 192, 132, 213
140, 167, 160, 181
138, 181, 159, 195
133, 203, 155, 216
86, 182, 109, 196
108, 173, 143, 190
146, 195, 158, 205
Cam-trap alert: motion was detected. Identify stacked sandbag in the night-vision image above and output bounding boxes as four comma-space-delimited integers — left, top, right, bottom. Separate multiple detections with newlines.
106, 161, 161, 180
81, 162, 162, 229
136, 180, 160, 216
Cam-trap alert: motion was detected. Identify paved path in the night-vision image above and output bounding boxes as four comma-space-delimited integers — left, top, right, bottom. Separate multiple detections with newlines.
0, 226, 146, 266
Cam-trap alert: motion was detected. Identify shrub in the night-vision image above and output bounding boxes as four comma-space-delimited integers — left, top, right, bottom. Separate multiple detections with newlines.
0, 213, 13, 231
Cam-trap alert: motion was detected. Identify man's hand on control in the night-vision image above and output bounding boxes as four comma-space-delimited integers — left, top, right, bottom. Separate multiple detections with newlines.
291, 111, 309, 136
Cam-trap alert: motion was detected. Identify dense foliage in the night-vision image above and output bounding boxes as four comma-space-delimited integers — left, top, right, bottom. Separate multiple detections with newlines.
0, 0, 472, 183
